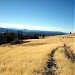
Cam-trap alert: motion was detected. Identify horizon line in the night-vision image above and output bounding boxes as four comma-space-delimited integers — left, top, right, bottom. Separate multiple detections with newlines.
0, 23, 73, 33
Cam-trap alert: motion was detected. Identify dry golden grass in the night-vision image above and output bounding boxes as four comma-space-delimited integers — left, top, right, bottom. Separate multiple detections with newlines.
0, 34, 75, 75
54, 47, 75, 75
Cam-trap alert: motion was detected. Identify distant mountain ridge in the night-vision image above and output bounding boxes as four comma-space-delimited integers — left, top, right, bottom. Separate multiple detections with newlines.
0, 27, 67, 36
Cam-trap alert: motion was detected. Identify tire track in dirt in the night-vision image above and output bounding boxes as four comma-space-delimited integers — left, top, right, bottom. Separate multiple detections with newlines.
64, 44, 75, 63
53, 45, 75, 75
42, 46, 60, 75
60, 36, 75, 63
42, 44, 75, 75
42, 36, 75, 75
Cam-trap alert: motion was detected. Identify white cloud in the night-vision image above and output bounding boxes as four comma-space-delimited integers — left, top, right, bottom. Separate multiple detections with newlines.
0, 23, 61, 31
0, 23, 73, 32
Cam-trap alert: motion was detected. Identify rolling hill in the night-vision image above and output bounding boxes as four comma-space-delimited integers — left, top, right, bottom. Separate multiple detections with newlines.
0, 33, 75, 75
0, 27, 66, 36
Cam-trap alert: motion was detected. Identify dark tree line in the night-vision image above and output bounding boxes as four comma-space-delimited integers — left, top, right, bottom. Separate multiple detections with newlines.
0, 30, 45, 45
0, 32, 15, 45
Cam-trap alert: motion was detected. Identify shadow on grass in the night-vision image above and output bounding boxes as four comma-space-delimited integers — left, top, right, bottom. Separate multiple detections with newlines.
11, 40, 30, 45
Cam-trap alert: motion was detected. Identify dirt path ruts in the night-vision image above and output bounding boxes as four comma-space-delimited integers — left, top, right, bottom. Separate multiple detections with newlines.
42, 44, 75, 75
64, 44, 75, 63
42, 46, 60, 75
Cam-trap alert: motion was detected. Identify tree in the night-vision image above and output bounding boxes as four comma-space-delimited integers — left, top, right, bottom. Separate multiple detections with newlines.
20, 30, 23, 40
70, 32, 72, 34
18, 30, 20, 39
42, 34, 45, 38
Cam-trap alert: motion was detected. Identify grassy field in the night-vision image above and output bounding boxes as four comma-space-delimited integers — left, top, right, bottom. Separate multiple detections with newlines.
0, 34, 75, 75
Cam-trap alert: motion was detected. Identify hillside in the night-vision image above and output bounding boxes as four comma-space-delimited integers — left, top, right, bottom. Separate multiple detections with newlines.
0, 27, 66, 36
0, 34, 75, 75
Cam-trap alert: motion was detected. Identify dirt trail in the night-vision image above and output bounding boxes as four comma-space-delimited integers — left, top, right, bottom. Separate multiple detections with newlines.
64, 44, 75, 63
54, 45, 75, 75
42, 43, 75, 75
42, 46, 60, 75
60, 36, 75, 63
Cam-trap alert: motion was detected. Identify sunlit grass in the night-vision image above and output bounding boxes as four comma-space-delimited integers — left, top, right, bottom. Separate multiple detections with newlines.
0, 34, 75, 75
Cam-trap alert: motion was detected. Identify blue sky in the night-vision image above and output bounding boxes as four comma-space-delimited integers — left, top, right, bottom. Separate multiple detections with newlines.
0, 0, 74, 32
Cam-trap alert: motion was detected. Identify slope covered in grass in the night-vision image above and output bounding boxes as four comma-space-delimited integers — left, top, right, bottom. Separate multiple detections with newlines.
0, 34, 75, 75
